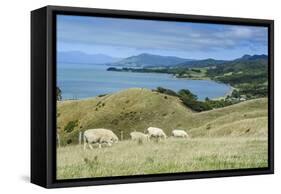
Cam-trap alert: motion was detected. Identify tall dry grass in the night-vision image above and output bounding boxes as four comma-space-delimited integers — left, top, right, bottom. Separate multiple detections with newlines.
57, 137, 268, 180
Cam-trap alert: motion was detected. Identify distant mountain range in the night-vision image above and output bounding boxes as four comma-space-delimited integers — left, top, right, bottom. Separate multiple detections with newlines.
58, 51, 268, 68
57, 51, 122, 65
177, 54, 268, 68
176, 58, 227, 68
235, 54, 268, 61
111, 53, 268, 68
110, 53, 192, 67
211, 54, 268, 74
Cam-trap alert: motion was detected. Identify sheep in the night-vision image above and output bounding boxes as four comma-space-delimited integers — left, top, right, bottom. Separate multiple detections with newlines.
146, 127, 167, 141
130, 131, 149, 143
172, 129, 189, 138
83, 128, 118, 149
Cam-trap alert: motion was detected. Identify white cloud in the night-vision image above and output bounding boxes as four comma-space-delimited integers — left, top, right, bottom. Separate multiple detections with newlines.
57, 15, 268, 58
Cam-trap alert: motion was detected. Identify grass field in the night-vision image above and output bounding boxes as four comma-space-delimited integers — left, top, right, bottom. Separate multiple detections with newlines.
176, 67, 209, 79
57, 137, 268, 179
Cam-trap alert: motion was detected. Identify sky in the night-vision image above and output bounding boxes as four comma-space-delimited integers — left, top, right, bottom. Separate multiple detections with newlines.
57, 15, 268, 60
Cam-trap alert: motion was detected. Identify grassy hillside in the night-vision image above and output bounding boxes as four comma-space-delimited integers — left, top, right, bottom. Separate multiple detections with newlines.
57, 88, 268, 145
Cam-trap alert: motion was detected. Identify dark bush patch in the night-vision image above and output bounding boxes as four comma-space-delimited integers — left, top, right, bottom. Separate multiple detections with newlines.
64, 120, 79, 133
66, 139, 72, 144
156, 87, 237, 112
98, 94, 107, 97
191, 68, 201, 73
155, 87, 178, 97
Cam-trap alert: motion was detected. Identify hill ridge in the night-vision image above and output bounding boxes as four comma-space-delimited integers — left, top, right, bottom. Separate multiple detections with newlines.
57, 88, 267, 145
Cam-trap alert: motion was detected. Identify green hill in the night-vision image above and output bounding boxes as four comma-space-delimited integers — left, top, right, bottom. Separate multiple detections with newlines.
57, 88, 268, 145
111, 53, 189, 67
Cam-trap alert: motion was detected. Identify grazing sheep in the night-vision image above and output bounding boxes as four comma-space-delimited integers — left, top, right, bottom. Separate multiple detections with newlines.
130, 131, 149, 143
83, 128, 118, 149
172, 129, 189, 138
146, 127, 167, 140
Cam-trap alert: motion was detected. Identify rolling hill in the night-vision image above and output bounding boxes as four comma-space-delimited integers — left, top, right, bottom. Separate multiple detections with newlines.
110, 53, 191, 67
207, 54, 268, 87
110, 53, 267, 68
176, 58, 227, 68
57, 88, 268, 145
174, 54, 267, 68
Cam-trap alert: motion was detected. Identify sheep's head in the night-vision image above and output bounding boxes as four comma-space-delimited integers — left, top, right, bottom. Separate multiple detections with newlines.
112, 136, 118, 143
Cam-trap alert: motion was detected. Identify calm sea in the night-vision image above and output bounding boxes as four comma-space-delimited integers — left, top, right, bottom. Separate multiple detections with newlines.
57, 64, 231, 100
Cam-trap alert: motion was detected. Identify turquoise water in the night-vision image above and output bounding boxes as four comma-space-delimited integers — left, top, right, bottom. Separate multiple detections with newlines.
57, 64, 231, 100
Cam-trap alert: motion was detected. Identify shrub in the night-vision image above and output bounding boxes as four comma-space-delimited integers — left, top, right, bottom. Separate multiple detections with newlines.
155, 87, 178, 97
64, 120, 79, 133
191, 68, 201, 73
66, 139, 72, 144
179, 95, 211, 112
178, 89, 198, 101
98, 94, 107, 97
57, 87, 62, 101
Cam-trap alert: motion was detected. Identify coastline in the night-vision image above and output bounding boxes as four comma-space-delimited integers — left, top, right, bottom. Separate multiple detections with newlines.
61, 67, 234, 102
172, 73, 235, 101
212, 85, 235, 101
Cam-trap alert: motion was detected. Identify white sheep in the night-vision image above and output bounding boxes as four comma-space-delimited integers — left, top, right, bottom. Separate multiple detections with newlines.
83, 128, 118, 149
130, 131, 149, 142
172, 129, 189, 138
146, 127, 167, 140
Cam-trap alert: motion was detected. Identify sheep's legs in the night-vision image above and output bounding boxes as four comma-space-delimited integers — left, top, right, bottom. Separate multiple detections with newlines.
83, 142, 87, 150
98, 144, 102, 149
89, 143, 94, 150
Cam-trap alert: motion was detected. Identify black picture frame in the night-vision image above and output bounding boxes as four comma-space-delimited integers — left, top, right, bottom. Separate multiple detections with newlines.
31, 5, 274, 188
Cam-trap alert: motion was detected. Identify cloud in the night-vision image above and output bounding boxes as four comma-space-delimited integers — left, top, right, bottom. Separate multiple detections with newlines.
57, 15, 268, 58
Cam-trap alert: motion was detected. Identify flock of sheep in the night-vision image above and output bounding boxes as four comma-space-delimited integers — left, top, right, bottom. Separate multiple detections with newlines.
83, 127, 189, 149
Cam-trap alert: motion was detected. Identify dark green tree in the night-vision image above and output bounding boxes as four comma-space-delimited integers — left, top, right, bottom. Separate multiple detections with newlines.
231, 89, 240, 98
57, 86, 62, 101
178, 89, 198, 101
